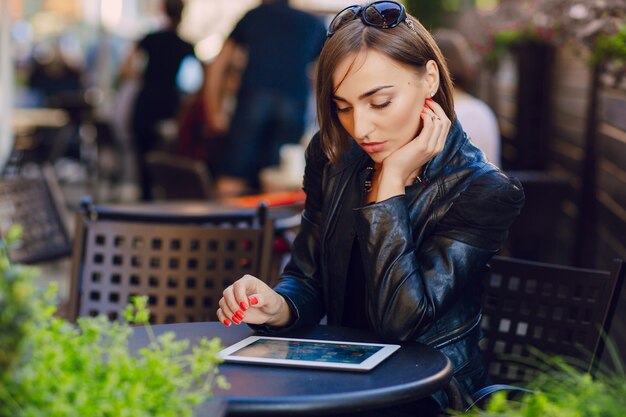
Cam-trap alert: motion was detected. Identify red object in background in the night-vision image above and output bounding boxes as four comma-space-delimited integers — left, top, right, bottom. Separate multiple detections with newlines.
273, 236, 291, 254
226, 190, 306, 208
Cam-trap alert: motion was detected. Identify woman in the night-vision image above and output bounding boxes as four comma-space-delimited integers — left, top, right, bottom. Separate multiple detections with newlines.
217, 1, 524, 412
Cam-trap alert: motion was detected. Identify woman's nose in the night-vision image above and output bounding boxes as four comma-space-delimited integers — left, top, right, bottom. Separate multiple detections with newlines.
352, 109, 375, 140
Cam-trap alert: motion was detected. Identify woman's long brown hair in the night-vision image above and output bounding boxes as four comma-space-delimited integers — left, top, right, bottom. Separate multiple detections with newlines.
316, 15, 454, 165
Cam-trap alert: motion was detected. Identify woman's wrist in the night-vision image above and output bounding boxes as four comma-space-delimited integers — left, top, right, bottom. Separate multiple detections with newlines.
266, 295, 293, 327
375, 168, 408, 202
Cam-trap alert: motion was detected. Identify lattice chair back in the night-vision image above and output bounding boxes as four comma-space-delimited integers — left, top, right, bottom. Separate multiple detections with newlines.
70, 213, 274, 324
480, 256, 625, 385
68, 198, 274, 323
0, 166, 71, 263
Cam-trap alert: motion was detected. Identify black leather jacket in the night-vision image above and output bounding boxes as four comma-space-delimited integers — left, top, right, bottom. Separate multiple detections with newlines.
255, 118, 524, 404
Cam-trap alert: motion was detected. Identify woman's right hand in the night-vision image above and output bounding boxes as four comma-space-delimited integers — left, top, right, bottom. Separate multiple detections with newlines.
375, 99, 450, 201
217, 274, 292, 327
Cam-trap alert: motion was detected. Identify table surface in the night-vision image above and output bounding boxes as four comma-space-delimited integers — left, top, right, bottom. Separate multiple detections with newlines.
12, 108, 70, 134
129, 322, 453, 416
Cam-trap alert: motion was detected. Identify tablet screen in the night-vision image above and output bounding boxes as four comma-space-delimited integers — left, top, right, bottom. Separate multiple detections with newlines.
218, 336, 400, 371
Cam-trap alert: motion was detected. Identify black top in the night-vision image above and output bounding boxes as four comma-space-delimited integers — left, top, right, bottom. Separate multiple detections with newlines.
229, 3, 326, 101
343, 237, 370, 331
139, 30, 194, 91
135, 30, 195, 119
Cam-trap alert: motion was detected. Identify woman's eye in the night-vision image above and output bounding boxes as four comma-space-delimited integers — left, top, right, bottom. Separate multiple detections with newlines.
336, 106, 351, 113
371, 101, 391, 109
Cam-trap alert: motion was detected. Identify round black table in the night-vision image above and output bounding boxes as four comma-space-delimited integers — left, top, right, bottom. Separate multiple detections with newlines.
129, 322, 453, 416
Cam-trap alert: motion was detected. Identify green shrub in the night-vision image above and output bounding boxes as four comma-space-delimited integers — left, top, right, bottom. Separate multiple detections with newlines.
593, 25, 626, 65
0, 226, 228, 416
466, 347, 626, 417
0, 225, 44, 373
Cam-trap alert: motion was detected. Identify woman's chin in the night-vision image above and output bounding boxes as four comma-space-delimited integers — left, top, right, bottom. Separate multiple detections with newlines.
367, 152, 388, 165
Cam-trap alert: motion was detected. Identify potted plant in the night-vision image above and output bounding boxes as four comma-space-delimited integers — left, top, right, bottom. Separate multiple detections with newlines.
0, 225, 229, 417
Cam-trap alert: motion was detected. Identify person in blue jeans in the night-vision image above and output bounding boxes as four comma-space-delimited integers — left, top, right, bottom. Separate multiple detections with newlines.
204, 0, 326, 195
216, 1, 525, 415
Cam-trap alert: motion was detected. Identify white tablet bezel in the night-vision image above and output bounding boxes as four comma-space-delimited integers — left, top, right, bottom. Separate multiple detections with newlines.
217, 336, 400, 372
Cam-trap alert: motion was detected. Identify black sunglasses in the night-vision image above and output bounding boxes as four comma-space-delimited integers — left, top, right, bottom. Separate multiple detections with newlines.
327, 1, 408, 37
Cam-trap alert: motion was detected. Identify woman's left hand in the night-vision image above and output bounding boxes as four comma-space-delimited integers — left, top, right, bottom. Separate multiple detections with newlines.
375, 99, 451, 201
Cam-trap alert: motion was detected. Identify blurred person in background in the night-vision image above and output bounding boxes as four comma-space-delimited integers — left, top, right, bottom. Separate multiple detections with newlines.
121, 0, 197, 200
204, 0, 326, 196
434, 28, 501, 167
26, 36, 87, 165
28, 38, 83, 103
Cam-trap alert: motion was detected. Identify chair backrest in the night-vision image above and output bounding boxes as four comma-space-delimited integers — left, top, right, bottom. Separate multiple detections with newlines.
480, 256, 626, 384
0, 166, 71, 263
145, 151, 214, 200
503, 170, 572, 264
68, 202, 274, 324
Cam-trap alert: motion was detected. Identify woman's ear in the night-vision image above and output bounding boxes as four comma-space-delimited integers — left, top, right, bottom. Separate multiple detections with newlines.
424, 60, 440, 97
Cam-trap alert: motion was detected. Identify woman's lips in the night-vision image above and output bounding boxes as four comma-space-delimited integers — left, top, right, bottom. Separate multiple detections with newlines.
361, 142, 385, 153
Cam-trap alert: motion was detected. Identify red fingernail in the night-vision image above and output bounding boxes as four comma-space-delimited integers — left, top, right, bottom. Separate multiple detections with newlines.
249, 296, 258, 305
223, 319, 231, 327
232, 316, 241, 325
235, 310, 245, 320
426, 97, 434, 101
239, 301, 248, 311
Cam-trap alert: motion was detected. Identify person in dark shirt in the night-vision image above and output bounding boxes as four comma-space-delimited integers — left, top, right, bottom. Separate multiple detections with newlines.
121, 0, 196, 200
204, 0, 326, 195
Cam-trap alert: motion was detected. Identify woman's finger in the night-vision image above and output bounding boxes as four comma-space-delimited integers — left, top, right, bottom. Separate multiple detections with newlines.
424, 101, 451, 147
218, 297, 236, 325
222, 285, 245, 324
248, 293, 263, 308
421, 108, 443, 154
425, 97, 446, 118
232, 280, 252, 312
216, 308, 232, 327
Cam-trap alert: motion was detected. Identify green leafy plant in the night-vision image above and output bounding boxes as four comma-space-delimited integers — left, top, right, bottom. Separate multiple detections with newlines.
0, 225, 45, 373
593, 25, 626, 64
466, 344, 626, 417
484, 29, 536, 67
0, 226, 229, 417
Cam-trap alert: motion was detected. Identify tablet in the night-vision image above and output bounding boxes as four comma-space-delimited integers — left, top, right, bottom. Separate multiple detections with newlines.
218, 336, 400, 372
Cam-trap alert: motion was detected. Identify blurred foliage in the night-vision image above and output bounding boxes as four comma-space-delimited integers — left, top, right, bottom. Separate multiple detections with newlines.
0, 224, 45, 373
465, 344, 626, 417
458, 0, 626, 69
593, 25, 626, 65
405, 0, 476, 29
484, 28, 549, 68
0, 228, 228, 417
404, 0, 445, 29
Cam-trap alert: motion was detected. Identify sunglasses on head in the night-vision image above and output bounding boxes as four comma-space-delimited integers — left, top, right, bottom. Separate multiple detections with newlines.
327, 1, 409, 37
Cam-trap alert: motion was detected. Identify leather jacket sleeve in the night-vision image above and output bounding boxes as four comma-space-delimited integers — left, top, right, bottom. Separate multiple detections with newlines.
260, 134, 328, 332
353, 173, 524, 341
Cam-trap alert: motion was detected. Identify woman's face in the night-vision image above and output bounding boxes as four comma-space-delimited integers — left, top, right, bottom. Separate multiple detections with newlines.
332, 49, 435, 165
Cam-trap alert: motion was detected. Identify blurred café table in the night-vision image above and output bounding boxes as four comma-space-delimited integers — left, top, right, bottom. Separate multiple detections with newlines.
81, 190, 306, 230
12, 107, 69, 136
